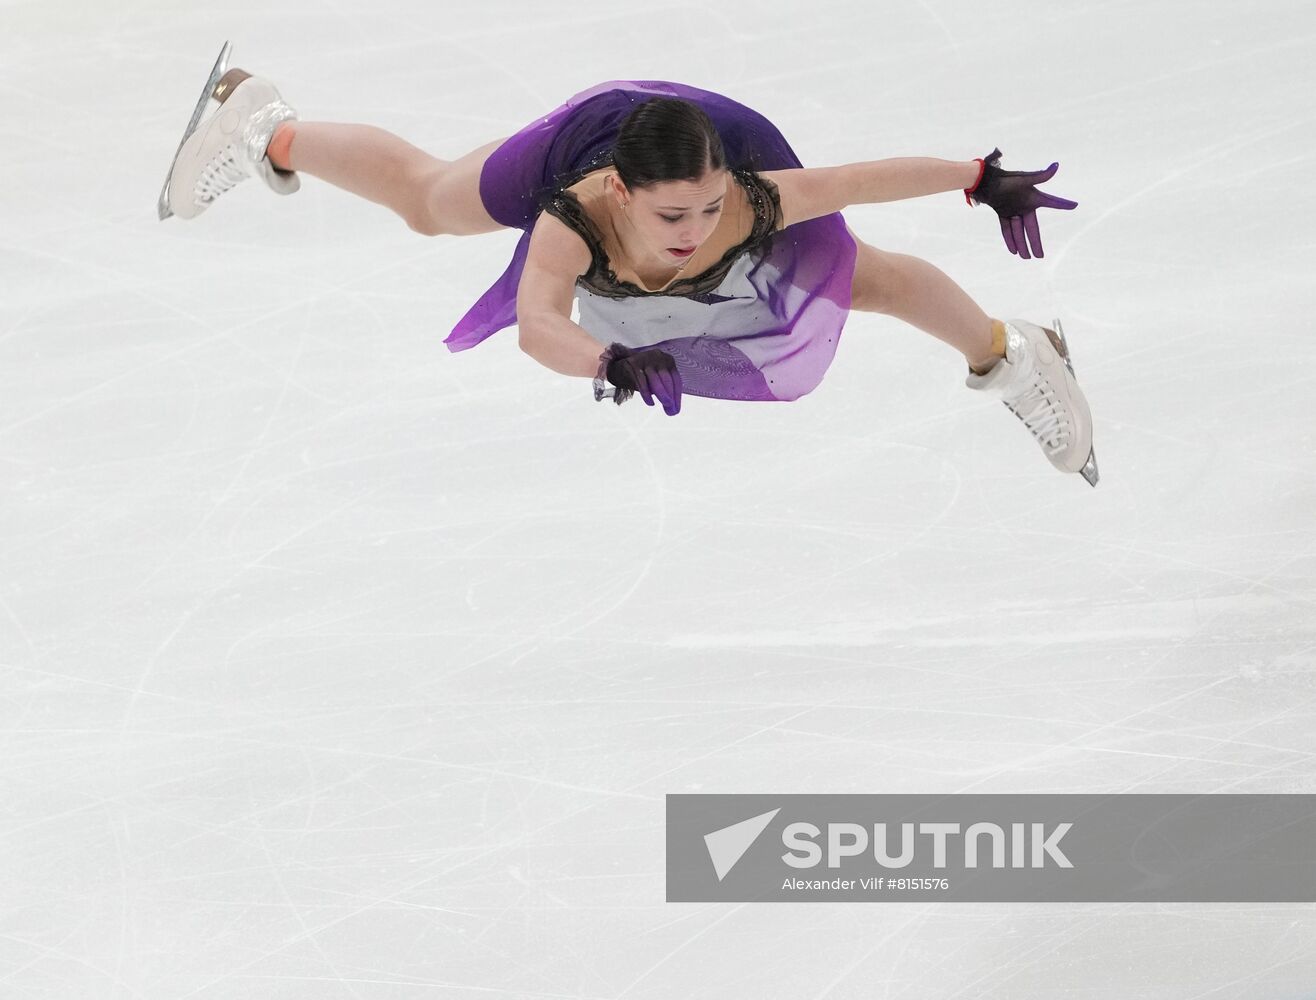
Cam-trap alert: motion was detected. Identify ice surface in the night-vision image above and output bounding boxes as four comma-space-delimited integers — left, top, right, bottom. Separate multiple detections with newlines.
2, 0, 1314, 997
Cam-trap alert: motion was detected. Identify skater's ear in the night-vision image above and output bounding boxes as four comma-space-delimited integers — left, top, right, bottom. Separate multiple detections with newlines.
606, 172, 632, 207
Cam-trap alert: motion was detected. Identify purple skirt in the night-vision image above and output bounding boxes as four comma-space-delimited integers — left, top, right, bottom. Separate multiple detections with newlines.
444, 80, 855, 403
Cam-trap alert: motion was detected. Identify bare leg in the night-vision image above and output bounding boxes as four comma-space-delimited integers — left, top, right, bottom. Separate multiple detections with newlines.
276, 123, 509, 236
848, 227, 1001, 372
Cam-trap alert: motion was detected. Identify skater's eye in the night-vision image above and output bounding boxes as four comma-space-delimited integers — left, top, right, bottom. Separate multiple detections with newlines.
659, 207, 722, 223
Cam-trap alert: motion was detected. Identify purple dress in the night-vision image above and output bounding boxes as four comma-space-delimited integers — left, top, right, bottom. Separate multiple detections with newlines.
444, 80, 856, 402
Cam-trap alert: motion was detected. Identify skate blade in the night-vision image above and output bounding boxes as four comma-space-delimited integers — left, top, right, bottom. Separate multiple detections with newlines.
1052, 317, 1077, 378
1055, 317, 1099, 487
1079, 449, 1100, 488
157, 40, 232, 221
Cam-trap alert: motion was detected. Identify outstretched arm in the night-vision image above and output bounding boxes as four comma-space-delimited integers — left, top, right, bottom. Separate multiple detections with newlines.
762, 158, 982, 229
762, 151, 1076, 258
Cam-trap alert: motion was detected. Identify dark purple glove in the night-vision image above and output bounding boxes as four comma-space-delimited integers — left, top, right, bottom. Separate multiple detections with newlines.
602, 342, 683, 415
966, 148, 1078, 260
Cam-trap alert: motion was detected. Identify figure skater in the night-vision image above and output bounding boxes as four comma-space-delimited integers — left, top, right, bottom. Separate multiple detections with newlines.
159, 42, 1097, 486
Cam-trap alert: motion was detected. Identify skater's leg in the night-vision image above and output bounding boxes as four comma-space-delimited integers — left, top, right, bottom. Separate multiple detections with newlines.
847, 227, 1002, 373
160, 50, 508, 231
273, 124, 508, 236
847, 227, 1098, 485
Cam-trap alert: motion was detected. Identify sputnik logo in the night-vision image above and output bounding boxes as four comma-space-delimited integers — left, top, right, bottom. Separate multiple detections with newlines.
703, 808, 781, 881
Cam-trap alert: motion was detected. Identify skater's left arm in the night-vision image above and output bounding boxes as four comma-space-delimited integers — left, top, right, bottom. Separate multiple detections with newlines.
762, 158, 981, 228
763, 151, 1077, 259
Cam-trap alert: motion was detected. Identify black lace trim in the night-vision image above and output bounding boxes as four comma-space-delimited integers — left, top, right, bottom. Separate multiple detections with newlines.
542, 168, 782, 300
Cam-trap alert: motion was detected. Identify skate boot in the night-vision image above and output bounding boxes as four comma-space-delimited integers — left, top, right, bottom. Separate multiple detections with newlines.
966, 318, 1100, 487
158, 41, 299, 221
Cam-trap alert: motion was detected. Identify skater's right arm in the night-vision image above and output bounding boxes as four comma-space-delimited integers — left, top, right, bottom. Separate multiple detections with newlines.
517, 214, 601, 378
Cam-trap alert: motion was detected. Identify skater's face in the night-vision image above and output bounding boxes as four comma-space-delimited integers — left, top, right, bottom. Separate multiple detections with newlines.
614, 169, 730, 266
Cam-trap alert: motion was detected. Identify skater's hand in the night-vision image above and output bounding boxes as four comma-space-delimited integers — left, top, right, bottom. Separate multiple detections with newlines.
605, 344, 683, 415
966, 148, 1077, 259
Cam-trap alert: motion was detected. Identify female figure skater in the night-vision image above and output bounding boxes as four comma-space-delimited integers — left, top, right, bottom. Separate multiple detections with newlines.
159, 43, 1097, 486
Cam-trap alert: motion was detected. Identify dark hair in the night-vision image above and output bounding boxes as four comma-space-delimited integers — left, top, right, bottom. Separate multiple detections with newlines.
611, 98, 727, 190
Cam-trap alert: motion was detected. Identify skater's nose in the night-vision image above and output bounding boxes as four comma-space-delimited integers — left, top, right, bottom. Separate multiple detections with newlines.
683, 221, 712, 247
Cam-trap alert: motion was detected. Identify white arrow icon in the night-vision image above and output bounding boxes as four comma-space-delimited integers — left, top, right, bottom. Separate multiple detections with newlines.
704, 808, 781, 881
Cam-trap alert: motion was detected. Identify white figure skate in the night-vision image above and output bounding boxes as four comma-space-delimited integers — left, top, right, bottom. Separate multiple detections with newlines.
158, 41, 299, 221
966, 318, 1100, 487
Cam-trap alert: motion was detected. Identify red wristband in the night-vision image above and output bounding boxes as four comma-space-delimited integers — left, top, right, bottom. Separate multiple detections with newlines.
964, 158, 986, 206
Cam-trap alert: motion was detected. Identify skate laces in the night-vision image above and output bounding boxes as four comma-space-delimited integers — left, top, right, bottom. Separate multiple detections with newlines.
194, 144, 248, 204
1003, 371, 1071, 454
190, 97, 295, 208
